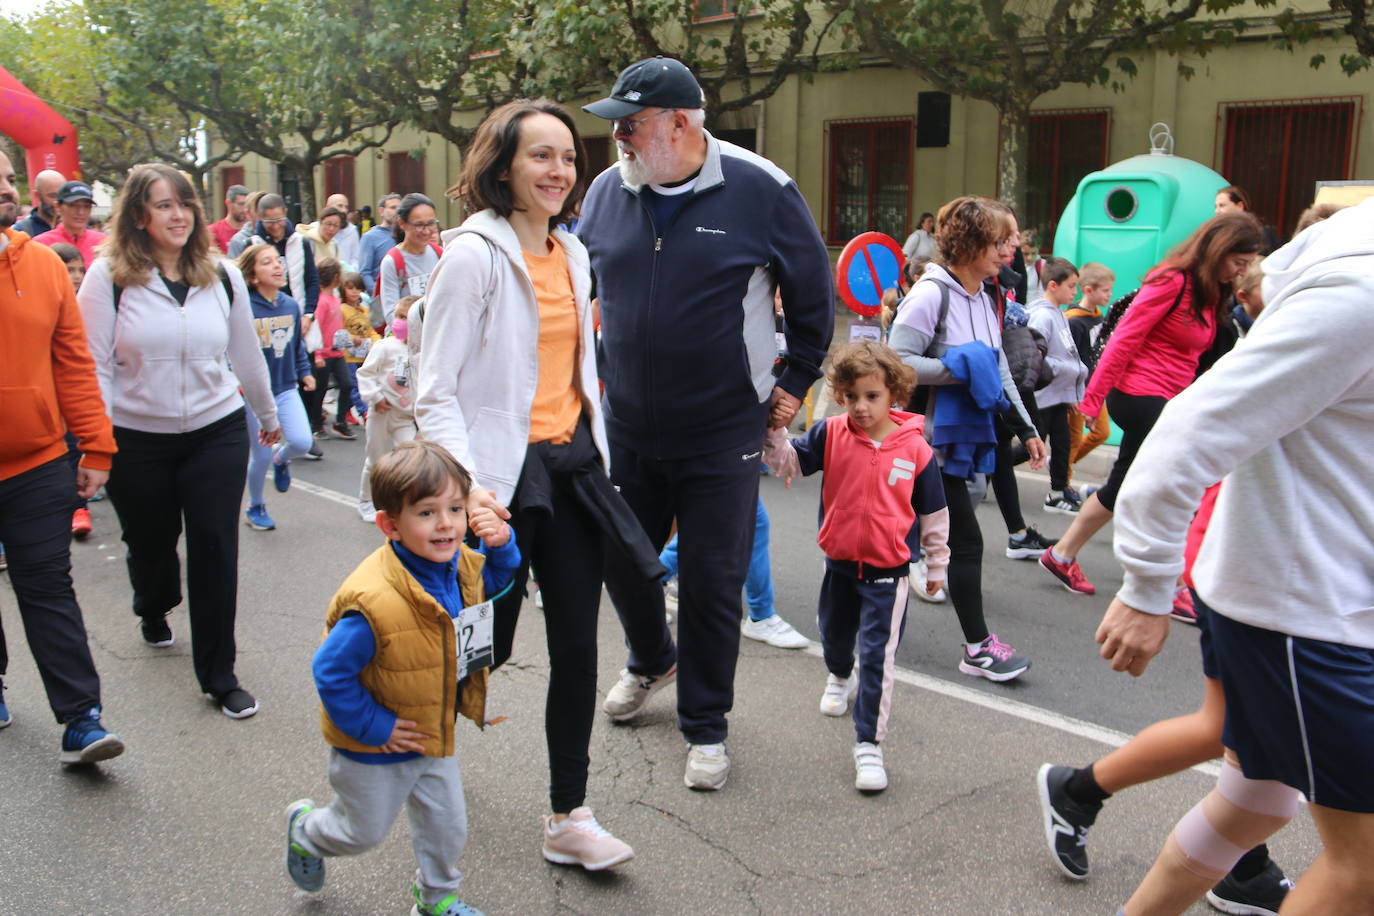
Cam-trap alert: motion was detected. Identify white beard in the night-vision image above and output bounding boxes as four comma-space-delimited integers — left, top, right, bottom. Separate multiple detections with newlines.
617, 133, 676, 188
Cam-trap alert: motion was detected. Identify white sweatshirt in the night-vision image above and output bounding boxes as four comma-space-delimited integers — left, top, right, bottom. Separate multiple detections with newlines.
79, 258, 278, 434
356, 336, 412, 414
1113, 197, 1374, 648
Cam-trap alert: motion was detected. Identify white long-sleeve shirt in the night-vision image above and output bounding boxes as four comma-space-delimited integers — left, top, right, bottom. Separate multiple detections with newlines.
1113, 197, 1374, 648
356, 336, 413, 414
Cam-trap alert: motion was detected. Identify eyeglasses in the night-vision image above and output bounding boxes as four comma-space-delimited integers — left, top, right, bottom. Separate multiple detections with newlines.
611, 109, 676, 137
260, 216, 289, 225
407, 219, 440, 230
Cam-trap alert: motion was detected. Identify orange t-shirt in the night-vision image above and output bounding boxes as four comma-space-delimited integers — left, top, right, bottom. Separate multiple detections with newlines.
524, 240, 582, 444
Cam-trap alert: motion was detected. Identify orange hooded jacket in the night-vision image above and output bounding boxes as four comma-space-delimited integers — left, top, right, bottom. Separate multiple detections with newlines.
0, 227, 115, 481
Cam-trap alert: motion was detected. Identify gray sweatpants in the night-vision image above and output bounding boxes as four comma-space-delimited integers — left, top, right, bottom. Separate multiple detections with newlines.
298, 751, 467, 905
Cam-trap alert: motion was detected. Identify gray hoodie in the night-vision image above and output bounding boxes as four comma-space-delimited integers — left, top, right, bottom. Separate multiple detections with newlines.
1026, 297, 1088, 408
1113, 197, 1374, 648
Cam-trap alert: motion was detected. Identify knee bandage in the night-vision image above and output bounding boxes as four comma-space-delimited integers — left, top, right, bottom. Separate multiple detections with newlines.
1165, 759, 1302, 880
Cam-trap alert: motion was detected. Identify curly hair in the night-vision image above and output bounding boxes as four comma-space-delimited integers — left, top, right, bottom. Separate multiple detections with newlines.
935, 196, 1005, 268
828, 340, 916, 406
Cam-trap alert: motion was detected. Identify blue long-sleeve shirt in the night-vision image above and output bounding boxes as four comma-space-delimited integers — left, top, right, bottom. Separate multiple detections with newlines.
359, 225, 397, 292
313, 536, 520, 764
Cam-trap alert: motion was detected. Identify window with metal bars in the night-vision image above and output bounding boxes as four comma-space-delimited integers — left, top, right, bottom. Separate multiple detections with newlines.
826, 119, 913, 245
1025, 109, 1110, 253
1220, 97, 1360, 236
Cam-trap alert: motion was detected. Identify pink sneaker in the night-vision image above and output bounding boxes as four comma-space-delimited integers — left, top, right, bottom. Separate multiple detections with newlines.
541, 807, 635, 871
1170, 587, 1198, 624
1039, 549, 1096, 596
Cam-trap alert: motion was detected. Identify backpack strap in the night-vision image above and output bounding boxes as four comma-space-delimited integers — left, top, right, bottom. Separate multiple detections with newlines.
924, 278, 951, 357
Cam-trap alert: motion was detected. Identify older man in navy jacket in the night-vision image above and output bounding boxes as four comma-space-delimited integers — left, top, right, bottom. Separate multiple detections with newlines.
578, 57, 834, 791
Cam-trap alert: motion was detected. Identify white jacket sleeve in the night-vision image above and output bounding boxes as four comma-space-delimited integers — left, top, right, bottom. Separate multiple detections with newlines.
414, 240, 492, 471
1114, 290, 1374, 613
355, 340, 389, 405
77, 258, 117, 416
223, 263, 279, 431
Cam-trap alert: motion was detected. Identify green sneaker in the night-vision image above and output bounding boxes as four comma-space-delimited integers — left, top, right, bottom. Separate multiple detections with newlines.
410, 884, 486, 916
285, 799, 324, 892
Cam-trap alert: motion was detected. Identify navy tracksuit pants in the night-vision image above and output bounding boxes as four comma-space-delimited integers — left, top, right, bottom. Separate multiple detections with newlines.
817, 561, 910, 745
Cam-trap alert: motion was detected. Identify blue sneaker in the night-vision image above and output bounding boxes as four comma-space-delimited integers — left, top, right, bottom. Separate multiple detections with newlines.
245, 504, 276, 531
0, 684, 11, 728
411, 885, 486, 916
285, 799, 325, 893
59, 707, 125, 765
272, 455, 291, 493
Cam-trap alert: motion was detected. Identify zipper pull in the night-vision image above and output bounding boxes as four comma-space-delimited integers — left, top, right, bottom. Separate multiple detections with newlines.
655, 238, 662, 252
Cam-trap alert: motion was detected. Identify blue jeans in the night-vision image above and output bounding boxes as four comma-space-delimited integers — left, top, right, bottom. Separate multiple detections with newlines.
660, 496, 774, 622
245, 389, 312, 508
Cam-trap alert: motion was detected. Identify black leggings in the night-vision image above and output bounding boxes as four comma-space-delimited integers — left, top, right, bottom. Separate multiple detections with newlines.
1035, 402, 1073, 492
490, 469, 605, 814
942, 472, 990, 645
303, 356, 353, 431
1095, 390, 1169, 511
991, 388, 1040, 533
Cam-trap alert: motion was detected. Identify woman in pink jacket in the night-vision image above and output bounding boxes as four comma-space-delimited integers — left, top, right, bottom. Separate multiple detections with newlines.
1039, 212, 1263, 596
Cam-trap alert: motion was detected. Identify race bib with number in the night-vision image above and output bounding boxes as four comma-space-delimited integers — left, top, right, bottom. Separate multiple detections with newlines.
453, 599, 494, 681
407, 274, 428, 297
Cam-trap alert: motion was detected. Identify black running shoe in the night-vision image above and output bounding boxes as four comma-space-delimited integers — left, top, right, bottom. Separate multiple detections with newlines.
1007, 526, 1059, 560
209, 687, 259, 719
1206, 859, 1293, 916
141, 616, 175, 648
1036, 763, 1099, 880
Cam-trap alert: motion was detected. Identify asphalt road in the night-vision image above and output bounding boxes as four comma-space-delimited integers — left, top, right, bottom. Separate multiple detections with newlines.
0, 426, 1320, 915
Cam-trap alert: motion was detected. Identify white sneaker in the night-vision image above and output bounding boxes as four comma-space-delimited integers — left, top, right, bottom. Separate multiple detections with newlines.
853, 742, 888, 792
541, 807, 635, 871
911, 559, 947, 604
819, 673, 857, 717
602, 666, 676, 721
358, 500, 377, 524
741, 614, 809, 649
684, 742, 729, 790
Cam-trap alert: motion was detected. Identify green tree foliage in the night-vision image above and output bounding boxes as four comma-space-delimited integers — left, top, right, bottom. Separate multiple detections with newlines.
536, 0, 857, 130
830, 0, 1265, 215
89, 0, 397, 218
1276, 0, 1372, 74
0, 2, 236, 198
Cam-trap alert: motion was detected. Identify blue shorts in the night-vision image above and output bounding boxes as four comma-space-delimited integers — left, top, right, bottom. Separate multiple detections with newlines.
1193, 588, 1218, 680
1203, 595, 1374, 813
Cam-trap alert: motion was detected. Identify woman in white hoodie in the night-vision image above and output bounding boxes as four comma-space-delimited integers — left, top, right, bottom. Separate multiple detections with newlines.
416, 100, 663, 873
79, 163, 280, 720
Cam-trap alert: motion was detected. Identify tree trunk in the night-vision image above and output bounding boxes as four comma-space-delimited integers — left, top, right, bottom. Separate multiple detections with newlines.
997, 95, 1035, 220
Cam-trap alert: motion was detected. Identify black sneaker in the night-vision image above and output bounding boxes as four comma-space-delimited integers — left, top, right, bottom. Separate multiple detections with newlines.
1044, 489, 1083, 515
141, 615, 175, 648
331, 422, 356, 441
1007, 526, 1059, 560
1036, 763, 1099, 880
209, 687, 259, 719
301, 444, 324, 461
1206, 859, 1293, 916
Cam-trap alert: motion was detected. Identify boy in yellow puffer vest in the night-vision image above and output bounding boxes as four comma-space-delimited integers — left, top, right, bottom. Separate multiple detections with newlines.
283, 440, 518, 916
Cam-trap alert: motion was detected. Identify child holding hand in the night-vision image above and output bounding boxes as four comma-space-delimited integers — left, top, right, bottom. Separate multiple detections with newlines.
355, 296, 419, 523
284, 440, 518, 916
766, 341, 949, 793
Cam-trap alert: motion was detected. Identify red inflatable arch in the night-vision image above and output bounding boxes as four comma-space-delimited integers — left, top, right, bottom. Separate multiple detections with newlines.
0, 66, 81, 180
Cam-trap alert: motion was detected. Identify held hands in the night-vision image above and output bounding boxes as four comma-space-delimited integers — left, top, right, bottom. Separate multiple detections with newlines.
301, 375, 317, 392
1024, 436, 1048, 470
259, 426, 282, 447
1095, 597, 1171, 677
379, 718, 429, 754
470, 507, 511, 547
762, 426, 800, 487
769, 386, 803, 431
75, 467, 109, 500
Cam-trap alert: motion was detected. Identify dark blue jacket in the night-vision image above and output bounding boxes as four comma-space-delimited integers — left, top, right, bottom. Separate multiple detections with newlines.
248, 289, 312, 395
577, 134, 834, 459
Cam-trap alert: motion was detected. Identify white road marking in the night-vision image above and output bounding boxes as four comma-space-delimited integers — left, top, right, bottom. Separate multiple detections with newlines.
295, 474, 1219, 779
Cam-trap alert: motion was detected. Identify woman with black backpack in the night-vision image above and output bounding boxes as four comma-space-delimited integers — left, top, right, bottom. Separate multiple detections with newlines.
1039, 211, 1263, 597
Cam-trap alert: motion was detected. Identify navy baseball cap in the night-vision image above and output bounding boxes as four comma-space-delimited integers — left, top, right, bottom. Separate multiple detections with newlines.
56, 181, 94, 204
583, 57, 704, 120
